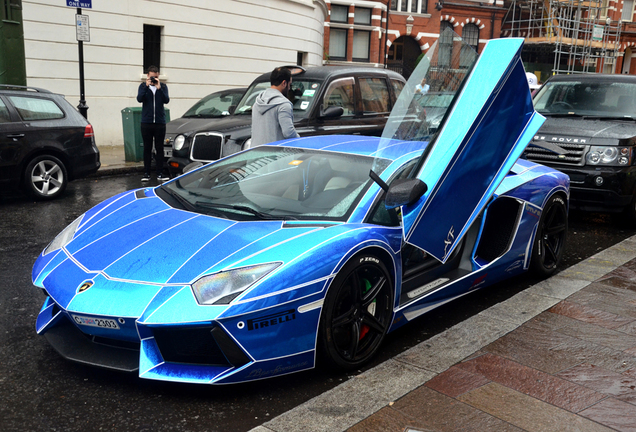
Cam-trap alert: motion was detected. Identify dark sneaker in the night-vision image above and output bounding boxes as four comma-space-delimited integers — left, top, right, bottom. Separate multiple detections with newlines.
141, 173, 151, 182
157, 173, 170, 181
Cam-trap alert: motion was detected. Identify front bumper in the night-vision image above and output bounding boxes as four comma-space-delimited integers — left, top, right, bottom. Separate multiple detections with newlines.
167, 155, 190, 177
555, 166, 636, 213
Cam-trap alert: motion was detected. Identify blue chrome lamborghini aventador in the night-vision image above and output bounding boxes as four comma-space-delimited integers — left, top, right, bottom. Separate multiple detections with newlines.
32, 34, 569, 384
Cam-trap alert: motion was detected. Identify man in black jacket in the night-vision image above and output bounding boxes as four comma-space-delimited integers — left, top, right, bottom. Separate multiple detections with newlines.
137, 65, 170, 182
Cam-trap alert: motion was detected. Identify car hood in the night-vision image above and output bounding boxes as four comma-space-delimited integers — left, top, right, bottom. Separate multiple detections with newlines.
166, 114, 252, 136
536, 116, 636, 140
33, 190, 330, 286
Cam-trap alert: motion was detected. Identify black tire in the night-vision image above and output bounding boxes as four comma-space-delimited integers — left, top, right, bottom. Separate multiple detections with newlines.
319, 254, 393, 370
530, 194, 567, 276
619, 193, 636, 226
23, 155, 68, 200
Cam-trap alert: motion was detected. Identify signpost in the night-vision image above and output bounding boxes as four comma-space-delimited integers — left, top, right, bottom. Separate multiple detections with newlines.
66, 1, 92, 119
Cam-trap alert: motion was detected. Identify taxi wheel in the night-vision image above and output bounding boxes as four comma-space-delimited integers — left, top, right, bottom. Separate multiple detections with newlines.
23, 155, 68, 200
530, 194, 567, 277
319, 254, 393, 370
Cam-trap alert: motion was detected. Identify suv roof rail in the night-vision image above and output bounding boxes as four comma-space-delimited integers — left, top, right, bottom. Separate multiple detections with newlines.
0, 84, 53, 93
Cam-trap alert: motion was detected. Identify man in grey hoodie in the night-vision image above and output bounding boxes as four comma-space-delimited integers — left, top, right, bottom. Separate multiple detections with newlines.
251, 67, 300, 146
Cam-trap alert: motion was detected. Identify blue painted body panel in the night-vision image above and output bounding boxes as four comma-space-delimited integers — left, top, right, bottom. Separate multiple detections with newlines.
32, 38, 571, 384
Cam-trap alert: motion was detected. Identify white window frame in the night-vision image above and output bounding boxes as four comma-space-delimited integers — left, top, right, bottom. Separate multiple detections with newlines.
391, 0, 423, 14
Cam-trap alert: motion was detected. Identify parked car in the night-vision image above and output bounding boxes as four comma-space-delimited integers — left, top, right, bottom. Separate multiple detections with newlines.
0, 85, 100, 200
32, 36, 569, 384
166, 66, 406, 176
527, 74, 636, 222
162, 88, 246, 160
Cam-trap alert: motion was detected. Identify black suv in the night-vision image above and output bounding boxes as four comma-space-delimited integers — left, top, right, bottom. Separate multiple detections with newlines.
527, 74, 636, 222
0, 85, 100, 200
166, 66, 405, 176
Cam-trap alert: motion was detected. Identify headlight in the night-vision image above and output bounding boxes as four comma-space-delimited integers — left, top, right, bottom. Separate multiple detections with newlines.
586, 146, 632, 166
243, 138, 252, 150
174, 134, 186, 151
44, 215, 83, 255
191, 263, 280, 305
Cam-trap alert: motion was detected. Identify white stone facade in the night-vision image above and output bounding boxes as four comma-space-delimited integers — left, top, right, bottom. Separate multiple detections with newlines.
22, 0, 327, 146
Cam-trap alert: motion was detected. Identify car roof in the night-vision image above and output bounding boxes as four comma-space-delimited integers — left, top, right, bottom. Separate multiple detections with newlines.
545, 73, 636, 84
251, 66, 405, 84
0, 84, 55, 95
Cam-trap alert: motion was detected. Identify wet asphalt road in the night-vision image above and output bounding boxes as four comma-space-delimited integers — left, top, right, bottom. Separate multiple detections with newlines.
1, 174, 635, 432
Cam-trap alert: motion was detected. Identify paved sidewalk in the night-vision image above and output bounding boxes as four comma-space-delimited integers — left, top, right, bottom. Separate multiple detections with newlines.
92, 145, 144, 177
253, 236, 636, 432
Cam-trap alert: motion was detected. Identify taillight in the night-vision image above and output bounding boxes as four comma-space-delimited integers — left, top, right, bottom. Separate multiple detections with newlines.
84, 124, 94, 138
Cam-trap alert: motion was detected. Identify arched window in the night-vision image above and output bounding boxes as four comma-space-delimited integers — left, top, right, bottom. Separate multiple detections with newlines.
438, 21, 454, 68
461, 24, 479, 68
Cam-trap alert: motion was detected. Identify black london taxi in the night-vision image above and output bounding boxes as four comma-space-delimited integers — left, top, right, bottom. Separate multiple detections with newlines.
166, 66, 406, 176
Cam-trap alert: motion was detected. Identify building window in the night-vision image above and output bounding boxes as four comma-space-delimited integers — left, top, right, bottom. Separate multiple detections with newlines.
143, 25, 161, 73
354, 8, 372, 25
390, 0, 424, 14
297, 51, 307, 66
2, 0, 20, 22
353, 30, 370, 62
460, 24, 479, 68
438, 22, 454, 68
329, 28, 347, 60
622, 0, 634, 21
331, 4, 348, 23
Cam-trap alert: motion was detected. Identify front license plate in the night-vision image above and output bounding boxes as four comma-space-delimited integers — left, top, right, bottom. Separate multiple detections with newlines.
164, 149, 172, 158
72, 314, 120, 330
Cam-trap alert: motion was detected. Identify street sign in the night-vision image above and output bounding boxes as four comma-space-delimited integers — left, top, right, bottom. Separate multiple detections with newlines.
76, 14, 90, 42
66, 1, 92, 8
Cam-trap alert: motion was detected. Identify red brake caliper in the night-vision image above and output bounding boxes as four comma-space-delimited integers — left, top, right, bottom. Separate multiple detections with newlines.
359, 279, 373, 340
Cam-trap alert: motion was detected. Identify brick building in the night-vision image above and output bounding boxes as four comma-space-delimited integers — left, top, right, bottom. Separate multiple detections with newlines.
323, 0, 507, 78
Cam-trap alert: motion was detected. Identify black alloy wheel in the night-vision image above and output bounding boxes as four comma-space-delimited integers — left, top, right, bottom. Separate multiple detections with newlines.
319, 254, 393, 370
530, 194, 567, 276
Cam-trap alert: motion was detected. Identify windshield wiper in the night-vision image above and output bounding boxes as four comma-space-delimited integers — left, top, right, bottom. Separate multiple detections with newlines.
160, 186, 198, 212
581, 115, 636, 121
194, 201, 297, 220
539, 112, 585, 117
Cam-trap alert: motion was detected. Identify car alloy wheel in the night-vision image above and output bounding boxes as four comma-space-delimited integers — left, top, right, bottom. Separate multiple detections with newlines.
531, 194, 567, 276
320, 254, 393, 370
24, 155, 68, 200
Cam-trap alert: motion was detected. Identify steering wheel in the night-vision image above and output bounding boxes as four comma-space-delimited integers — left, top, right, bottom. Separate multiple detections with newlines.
551, 101, 573, 110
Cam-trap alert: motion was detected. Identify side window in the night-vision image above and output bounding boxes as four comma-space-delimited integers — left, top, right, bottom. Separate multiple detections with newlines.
0, 99, 11, 123
7, 96, 64, 121
391, 79, 405, 103
360, 78, 390, 114
322, 77, 356, 116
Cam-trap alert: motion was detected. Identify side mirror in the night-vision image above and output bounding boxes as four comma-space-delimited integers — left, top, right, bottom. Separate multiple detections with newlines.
385, 178, 428, 209
320, 106, 344, 118
228, 105, 237, 115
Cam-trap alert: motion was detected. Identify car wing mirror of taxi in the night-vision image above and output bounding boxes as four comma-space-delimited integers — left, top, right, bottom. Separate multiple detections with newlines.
320, 106, 344, 118
385, 178, 428, 209
228, 105, 237, 115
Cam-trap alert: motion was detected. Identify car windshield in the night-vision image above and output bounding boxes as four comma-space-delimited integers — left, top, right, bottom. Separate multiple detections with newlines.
534, 80, 636, 118
182, 90, 244, 118
233, 79, 321, 119
159, 146, 391, 221
378, 27, 478, 149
